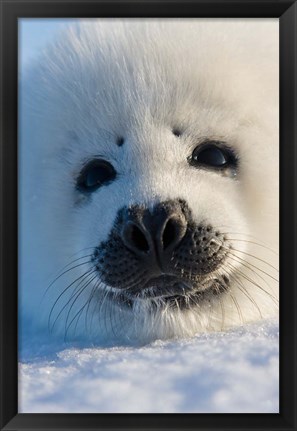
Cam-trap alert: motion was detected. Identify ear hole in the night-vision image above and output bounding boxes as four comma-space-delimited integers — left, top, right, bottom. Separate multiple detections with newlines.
117, 137, 125, 146
172, 128, 182, 137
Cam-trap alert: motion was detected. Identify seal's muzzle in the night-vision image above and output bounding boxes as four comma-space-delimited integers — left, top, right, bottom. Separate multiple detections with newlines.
93, 199, 230, 303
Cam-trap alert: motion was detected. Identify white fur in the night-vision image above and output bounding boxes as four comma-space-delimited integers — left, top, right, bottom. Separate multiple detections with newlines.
20, 19, 279, 345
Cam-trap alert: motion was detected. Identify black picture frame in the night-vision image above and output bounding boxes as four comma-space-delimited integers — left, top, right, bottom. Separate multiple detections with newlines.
1, 1, 296, 430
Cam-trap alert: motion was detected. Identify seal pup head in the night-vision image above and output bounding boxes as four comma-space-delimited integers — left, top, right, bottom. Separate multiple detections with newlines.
20, 20, 279, 344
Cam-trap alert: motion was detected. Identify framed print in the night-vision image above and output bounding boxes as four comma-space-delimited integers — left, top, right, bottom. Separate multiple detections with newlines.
1, 1, 296, 430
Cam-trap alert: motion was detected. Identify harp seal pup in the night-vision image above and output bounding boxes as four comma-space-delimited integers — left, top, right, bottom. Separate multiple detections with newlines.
20, 19, 279, 345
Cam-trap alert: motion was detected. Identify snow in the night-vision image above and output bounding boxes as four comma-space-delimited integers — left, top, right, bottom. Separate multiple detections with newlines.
18, 318, 279, 413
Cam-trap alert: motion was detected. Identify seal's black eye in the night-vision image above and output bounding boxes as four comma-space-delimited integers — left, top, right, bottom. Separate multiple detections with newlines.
77, 159, 116, 192
189, 142, 237, 171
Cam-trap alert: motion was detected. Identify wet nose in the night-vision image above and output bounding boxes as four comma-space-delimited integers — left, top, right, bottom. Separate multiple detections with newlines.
121, 202, 187, 260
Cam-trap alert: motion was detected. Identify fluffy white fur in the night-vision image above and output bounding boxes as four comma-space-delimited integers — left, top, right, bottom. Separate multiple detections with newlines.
20, 19, 279, 345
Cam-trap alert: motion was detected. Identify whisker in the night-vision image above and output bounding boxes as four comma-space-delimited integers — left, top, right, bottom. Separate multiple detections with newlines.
98, 286, 113, 336
225, 246, 278, 272
48, 268, 94, 331
227, 261, 278, 305
44, 259, 92, 298
225, 262, 263, 318
226, 250, 279, 282
224, 237, 278, 256
230, 293, 244, 324
64, 273, 98, 335
63, 274, 98, 340
84, 278, 101, 333
216, 225, 277, 244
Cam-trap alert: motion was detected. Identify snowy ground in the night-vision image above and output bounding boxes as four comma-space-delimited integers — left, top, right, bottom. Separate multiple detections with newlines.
19, 318, 279, 413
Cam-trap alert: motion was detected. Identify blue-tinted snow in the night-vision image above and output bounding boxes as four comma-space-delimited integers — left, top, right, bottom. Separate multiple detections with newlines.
19, 318, 278, 413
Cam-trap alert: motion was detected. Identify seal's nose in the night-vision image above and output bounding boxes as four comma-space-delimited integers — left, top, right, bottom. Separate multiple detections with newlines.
121, 201, 187, 262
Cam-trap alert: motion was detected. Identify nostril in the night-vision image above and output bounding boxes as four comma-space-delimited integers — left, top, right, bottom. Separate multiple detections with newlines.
122, 222, 150, 253
131, 224, 149, 252
162, 217, 186, 250
163, 218, 177, 249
